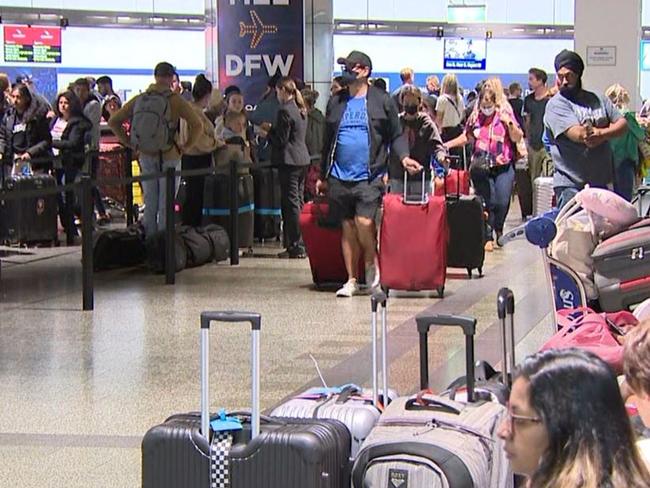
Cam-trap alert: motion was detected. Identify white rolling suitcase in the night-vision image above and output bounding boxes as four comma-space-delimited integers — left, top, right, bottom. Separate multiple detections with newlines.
270, 290, 397, 457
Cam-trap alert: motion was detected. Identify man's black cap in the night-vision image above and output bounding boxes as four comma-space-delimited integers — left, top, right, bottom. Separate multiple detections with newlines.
154, 62, 177, 78
337, 51, 373, 71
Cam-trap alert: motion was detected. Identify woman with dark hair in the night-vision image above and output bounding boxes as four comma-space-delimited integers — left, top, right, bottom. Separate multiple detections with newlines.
265, 76, 310, 258
389, 85, 447, 195
178, 74, 218, 226
0, 83, 51, 177
498, 348, 650, 488
50, 90, 91, 244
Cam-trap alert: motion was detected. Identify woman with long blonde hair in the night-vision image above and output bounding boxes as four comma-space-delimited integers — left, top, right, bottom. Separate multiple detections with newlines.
436, 73, 465, 161
498, 348, 650, 488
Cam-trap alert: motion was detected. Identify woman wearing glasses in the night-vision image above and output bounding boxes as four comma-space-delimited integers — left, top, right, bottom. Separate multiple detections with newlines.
498, 348, 649, 487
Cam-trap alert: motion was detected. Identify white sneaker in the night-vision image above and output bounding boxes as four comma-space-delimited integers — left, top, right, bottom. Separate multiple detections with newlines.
365, 263, 381, 290
336, 279, 360, 297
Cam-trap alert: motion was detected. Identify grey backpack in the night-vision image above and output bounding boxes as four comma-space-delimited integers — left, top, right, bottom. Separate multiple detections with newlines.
130, 91, 176, 154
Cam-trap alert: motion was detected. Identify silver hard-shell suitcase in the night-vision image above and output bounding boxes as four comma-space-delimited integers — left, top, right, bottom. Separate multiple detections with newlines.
533, 176, 554, 216
271, 291, 397, 457
352, 314, 512, 488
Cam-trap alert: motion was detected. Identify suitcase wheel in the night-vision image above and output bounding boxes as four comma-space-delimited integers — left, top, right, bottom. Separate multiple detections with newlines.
437, 286, 445, 298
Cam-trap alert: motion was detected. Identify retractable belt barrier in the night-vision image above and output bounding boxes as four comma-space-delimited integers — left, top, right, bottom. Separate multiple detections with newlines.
1, 152, 251, 311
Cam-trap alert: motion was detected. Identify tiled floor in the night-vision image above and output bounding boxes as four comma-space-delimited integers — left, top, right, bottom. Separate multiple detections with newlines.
0, 213, 555, 487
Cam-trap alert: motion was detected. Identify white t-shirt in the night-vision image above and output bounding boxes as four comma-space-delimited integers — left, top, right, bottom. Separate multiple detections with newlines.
638, 438, 650, 470
436, 94, 465, 129
50, 118, 68, 157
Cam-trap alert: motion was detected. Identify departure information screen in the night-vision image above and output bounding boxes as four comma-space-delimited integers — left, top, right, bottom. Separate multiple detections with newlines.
4, 25, 62, 63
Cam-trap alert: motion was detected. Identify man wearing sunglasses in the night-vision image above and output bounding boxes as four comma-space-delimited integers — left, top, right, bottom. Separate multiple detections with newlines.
317, 51, 417, 297
544, 49, 628, 209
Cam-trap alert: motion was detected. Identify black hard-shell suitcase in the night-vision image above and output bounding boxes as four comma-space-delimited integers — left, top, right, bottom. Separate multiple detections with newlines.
141, 312, 352, 488
0, 173, 57, 243
446, 194, 485, 278
203, 174, 254, 248
252, 166, 281, 240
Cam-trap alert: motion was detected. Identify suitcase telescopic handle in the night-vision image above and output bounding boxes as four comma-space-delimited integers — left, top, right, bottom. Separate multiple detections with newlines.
370, 289, 389, 408
497, 289, 516, 387
444, 156, 462, 197
200, 311, 262, 442
415, 314, 477, 402
403, 170, 429, 205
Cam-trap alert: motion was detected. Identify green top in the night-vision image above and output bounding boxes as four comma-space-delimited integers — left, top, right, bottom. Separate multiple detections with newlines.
609, 111, 646, 167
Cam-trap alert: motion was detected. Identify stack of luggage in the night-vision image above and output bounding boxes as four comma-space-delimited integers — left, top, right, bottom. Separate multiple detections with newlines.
142, 289, 520, 487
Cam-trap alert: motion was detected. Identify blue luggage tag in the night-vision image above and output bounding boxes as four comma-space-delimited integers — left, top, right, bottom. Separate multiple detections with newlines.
210, 409, 243, 433
308, 383, 362, 396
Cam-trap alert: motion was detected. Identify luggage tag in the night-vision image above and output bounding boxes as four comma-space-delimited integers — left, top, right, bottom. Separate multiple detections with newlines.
210, 409, 243, 433
305, 383, 362, 398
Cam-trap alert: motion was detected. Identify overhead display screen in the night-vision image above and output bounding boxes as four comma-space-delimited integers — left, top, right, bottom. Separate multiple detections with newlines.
4, 25, 62, 63
443, 38, 486, 70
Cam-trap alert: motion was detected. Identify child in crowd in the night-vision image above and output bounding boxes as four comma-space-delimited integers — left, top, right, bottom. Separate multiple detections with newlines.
214, 111, 253, 178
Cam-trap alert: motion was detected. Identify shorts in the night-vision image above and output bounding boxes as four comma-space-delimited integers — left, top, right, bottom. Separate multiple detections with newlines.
328, 177, 384, 223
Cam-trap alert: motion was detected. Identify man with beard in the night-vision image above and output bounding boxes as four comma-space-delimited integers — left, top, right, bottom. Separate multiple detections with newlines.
544, 49, 628, 208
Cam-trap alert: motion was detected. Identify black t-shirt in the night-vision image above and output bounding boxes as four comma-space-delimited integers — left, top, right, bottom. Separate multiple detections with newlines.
509, 97, 525, 133
524, 94, 549, 150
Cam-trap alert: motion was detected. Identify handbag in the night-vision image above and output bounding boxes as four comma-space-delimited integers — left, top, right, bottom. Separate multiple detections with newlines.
542, 307, 637, 373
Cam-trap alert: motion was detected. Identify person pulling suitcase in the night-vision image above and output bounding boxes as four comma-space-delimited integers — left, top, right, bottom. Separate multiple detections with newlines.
388, 85, 448, 196
317, 50, 414, 297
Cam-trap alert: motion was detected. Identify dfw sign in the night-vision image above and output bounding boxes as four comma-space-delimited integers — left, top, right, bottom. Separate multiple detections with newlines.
225, 0, 297, 78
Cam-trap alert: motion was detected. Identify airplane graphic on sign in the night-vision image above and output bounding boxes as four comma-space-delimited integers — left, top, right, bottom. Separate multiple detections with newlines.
239, 10, 278, 49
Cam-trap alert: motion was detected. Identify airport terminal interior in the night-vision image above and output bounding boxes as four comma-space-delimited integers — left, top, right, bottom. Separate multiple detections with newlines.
2, 0, 650, 487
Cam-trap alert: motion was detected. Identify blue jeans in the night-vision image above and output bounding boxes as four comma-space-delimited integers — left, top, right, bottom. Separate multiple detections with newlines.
139, 154, 181, 237
554, 186, 579, 210
470, 164, 515, 241
614, 158, 636, 202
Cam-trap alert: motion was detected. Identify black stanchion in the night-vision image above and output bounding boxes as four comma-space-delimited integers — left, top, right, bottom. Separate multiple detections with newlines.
125, 148, 134, 226
229, 159, 239, 266
165, 166, 176, 285
80, 175, 94, 311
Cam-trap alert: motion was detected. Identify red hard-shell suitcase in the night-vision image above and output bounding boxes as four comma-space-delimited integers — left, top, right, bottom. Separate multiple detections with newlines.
141, 312, 352, 488
300, 199, 364, 287
379, 174, 448, 297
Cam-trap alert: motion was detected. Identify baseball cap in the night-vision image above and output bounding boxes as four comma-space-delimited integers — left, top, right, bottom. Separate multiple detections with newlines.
154, 62, 177, 78
337, 51, 373, 71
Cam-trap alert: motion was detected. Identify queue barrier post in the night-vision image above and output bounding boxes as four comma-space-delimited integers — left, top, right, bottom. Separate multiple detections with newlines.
80, 175, 94, 311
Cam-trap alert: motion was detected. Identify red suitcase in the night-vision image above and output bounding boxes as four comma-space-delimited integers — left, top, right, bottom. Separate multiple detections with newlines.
433, 168, 470, 197
379, 174, 448, 297
300, 199, 364, 287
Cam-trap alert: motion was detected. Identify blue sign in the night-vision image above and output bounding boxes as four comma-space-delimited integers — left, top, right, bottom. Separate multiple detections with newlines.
550, 262, 586, 312
218, 0, 304, 105
642, 41, 650, 71
444, 38, 487, 71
